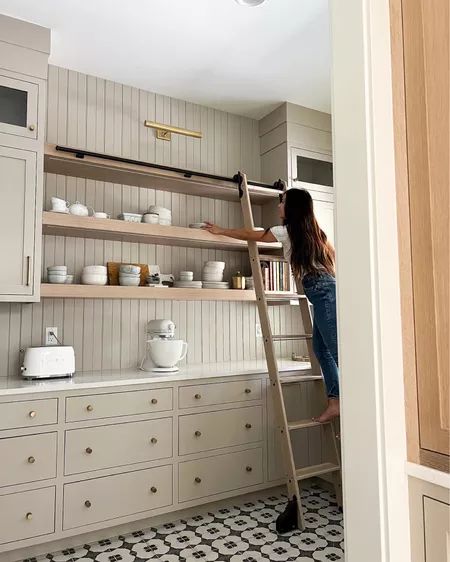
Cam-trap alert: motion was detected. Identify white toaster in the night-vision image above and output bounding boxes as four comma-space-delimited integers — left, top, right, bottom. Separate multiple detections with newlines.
20, 346, 75, 379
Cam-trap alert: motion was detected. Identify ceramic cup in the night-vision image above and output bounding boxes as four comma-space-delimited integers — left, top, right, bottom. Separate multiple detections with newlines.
51, 197, 68, 212
147, 339, 188, 368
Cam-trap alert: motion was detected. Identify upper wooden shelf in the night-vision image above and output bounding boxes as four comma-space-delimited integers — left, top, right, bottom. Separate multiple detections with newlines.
41, 284, 300, 302
44, 145, 282, 205
42, 212, 282, 253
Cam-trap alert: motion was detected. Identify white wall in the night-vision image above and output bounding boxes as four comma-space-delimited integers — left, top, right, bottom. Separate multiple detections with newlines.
0, 66, 304, 377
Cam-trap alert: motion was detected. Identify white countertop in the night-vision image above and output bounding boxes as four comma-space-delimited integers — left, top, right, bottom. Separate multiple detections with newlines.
0, 359, 311, 396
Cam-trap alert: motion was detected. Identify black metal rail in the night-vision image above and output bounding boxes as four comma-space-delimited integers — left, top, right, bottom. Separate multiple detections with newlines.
55, 146, 284, 192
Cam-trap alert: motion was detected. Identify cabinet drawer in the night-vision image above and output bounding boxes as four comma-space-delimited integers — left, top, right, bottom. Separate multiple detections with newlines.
179, 448, 263, 502
63, 465, 173, 530
179, 379, 262, 409
0, 432, 57, 487
65, 388, 173, 422
0, 399, 58, 431
0, 487, 55, 545
179, 406, 263, 455
65, 418, 173, 475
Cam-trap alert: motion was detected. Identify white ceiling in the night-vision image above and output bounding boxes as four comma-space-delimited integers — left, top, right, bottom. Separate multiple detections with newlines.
0, 0, 331, 119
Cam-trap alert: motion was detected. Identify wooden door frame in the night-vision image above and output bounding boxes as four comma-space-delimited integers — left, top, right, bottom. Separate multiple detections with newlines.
331, 0, 411, 560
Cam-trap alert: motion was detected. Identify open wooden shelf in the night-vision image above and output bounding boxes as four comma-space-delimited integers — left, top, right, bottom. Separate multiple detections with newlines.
41, 284, 300, 302
44, 144, 281, 204
42, 212, 282, 252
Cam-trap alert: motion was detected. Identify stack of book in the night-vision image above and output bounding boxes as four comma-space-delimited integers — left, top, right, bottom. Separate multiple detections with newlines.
260, 259, 296, 292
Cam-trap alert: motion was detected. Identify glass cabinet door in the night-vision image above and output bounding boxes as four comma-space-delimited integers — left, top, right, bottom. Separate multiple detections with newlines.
291, 147, 333, 194
0, 75, 38, 139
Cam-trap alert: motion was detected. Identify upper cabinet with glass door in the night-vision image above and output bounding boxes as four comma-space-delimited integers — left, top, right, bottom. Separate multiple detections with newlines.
290, 147, 333, 195
0, 74, 39, 140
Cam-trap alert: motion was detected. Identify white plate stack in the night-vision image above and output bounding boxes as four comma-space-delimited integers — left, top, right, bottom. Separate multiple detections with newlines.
47, 265, 68, 284
202, 261, 229, 289
148, 206, 172, 226
119, 264, 141, 286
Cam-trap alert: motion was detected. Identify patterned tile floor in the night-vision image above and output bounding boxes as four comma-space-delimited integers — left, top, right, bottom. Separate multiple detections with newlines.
25, 484, 344, 562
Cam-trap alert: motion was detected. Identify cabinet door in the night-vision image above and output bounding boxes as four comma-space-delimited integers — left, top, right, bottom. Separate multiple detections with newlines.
313, 197, 335, 246
0, 75, 38, 140
290, 147, 333, 195
403, 0, 450, 462
0, 146, 36, 296
423, 497, 450, 562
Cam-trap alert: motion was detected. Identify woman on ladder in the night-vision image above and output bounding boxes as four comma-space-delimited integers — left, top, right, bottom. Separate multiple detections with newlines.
204, 188, 339, 422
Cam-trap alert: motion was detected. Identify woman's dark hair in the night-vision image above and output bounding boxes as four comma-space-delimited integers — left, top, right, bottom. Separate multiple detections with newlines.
283, 189, 335, 278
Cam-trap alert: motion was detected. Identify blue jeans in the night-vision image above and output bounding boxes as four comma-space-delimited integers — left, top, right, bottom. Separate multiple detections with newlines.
302, 273, 339, 398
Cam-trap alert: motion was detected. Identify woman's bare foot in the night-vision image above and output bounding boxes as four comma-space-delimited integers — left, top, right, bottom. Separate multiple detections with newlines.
313, 398, 340, 423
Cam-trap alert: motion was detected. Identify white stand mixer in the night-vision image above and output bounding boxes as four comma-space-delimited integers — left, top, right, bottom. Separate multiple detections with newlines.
140, 319, 188, 372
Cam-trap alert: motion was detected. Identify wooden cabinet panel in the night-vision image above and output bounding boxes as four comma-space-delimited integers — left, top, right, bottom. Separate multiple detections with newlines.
0, 487, 55, 545
0, 74, 38, 140
423, 497, 450, 562
0, 398, 58, 430
63, 465, 173, 530
64, 418, 173, 475
403, 0, 450, 462
178, 406, 263, 456
179, 448, 263, 503
0, 145, 36, 297
65, 388, 173, 422
0, 432, 57, 487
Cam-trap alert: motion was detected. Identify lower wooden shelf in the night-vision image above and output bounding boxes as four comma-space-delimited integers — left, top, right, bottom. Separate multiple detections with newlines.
41, 284, 300, 302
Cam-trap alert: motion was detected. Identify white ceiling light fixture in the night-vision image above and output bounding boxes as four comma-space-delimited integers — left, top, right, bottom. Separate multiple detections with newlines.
235, 0, 267, 6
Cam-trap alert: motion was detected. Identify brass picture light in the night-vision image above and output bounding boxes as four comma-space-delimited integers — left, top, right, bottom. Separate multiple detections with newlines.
144, 120, 203, 141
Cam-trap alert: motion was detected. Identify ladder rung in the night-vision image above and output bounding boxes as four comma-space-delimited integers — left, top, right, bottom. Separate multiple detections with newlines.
288, 419, 327, 430
272, 334, 312, 341
280, 374, 322, 384
296, 462, 341, 480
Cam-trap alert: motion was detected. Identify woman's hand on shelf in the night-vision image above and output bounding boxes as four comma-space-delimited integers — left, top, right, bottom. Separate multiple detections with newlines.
203, 222, 224, 235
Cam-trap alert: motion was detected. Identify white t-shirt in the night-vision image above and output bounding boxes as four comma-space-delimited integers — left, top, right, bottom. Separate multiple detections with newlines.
270, 224, 330, 278
270, 225, 291, 261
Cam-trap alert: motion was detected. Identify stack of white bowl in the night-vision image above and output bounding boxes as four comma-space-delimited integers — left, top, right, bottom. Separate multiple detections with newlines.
202, 261, 229, 289
47, 266, 68, 284
81, 265, 107, 285
174, 271, 202, 288
119, 264, 141, 286
148, 205, 172, 226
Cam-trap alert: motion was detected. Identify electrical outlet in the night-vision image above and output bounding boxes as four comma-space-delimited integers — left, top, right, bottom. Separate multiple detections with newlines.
45, 327, 58, 346
255, 323, 263, 338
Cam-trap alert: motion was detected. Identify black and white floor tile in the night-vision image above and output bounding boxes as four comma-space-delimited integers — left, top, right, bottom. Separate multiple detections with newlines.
25, 484, 344, 562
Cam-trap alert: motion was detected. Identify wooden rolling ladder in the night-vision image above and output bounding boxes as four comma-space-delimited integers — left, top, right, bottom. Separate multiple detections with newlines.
237, 172, 342, 531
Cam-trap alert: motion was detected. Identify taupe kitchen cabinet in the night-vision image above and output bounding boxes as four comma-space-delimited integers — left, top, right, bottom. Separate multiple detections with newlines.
0, 15, 50, 301
0, 145, 37, 297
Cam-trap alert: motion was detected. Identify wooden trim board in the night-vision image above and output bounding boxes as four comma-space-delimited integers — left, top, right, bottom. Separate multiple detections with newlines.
44, 144, 279, 205
42, 212, 282, 253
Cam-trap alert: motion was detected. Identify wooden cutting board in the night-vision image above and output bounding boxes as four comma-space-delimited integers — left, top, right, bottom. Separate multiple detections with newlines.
107, 262, 149, 286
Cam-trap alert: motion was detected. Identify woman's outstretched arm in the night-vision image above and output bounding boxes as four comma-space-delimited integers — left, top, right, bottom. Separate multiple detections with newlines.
203, 222, 277, 243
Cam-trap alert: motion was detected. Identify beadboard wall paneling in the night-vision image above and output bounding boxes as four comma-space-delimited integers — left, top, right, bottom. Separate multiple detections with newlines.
0, 66, 305, 377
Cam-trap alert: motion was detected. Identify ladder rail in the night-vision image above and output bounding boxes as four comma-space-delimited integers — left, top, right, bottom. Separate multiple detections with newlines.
238, 172, 304, 528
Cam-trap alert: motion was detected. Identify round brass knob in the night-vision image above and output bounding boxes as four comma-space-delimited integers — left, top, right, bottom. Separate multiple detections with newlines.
194, 430, 202, 437
150, 486, 157, 494
28, 124, 36, 131
85, 447, 93, 454
150, 437, 158, 444
151, 398, 158, 405
27, 456, 35, 464
194, 477, 202, 483
246, 466, 253, 472
84, 500, 92, 508
28, 411, 36, 418
245, 423, 252, 429
25, 512, 33, 520
244, 388, 252, 394
86, 404, 94, 412
194, 394, 201, 400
